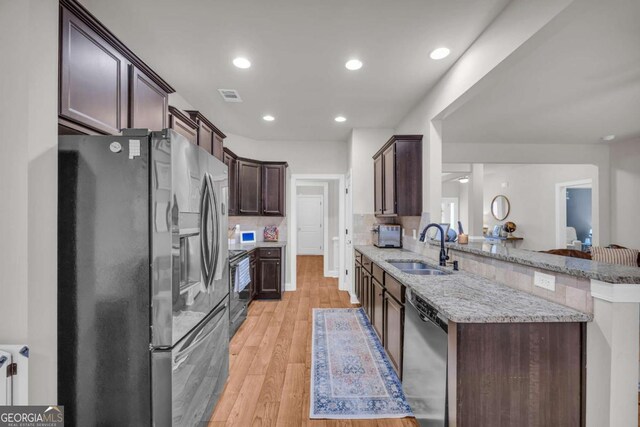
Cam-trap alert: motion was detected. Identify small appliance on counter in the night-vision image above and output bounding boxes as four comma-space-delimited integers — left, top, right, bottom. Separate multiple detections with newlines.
372, 224, 402, 248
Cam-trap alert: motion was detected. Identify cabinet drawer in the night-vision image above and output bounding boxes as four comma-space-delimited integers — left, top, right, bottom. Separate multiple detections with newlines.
385, 274, 405, 304
355, 251, 362, 264
372, 263, 384, 285
258, 248, 281, 259
361, 255, 373, 273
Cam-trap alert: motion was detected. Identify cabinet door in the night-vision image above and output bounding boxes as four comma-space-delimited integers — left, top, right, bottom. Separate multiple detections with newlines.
197, 122, 214, 154
257, 257, 281, 299
60, 8, 129, 135
372, 279, 385, 340
238, 160, 262, 215
213, 134, 224, 162
129, 66, 168, 131
374, 155, 384, 215
354, 263, 362, 303
362, 270, 371, 320
224, 152, 238, 216
384, 294, 404, 377
262, 164, 286, 216
170, 114, 197, 145
382, 144, 396, 215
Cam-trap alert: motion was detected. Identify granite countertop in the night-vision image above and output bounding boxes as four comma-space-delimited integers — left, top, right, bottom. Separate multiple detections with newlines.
355, 245, 592, 323
229, 241, 286, 251
427, 240, 640, 284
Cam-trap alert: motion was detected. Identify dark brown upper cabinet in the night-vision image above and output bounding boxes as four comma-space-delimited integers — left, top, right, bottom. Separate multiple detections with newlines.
213, 133, 224, 162
59, 1, 174, 135
186, 111, 227, 161
382, 145, 396, 214
168, 106, 198, 146
372, 135, 423, 217
223, 149, 238, 216
238, 159, 262, 216
59, 7, 129, 135
225, 149, 287, 217
374, 155, 384, 215
262, 163, 287, 216
130, 66, 168, 131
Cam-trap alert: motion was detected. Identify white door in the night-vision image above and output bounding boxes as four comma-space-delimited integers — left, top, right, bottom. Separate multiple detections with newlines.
297, 195, 324, 255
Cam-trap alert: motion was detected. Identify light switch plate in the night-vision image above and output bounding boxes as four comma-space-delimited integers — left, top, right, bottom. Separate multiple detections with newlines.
534, 271, 556, 291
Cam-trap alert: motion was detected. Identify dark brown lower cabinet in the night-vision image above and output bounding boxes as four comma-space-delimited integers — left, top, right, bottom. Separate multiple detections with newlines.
372, 279, 385, 340
255, 248, 283, 299
384, 293, 404, 376
451, 322, 585, 426
354, 262, 362, 303
361, 269, 372, 319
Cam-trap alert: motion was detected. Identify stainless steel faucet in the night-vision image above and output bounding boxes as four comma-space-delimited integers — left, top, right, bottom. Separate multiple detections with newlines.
419, 223, 449, 267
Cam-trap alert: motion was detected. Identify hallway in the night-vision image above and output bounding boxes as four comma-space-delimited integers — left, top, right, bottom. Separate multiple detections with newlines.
210, 255, 418, 426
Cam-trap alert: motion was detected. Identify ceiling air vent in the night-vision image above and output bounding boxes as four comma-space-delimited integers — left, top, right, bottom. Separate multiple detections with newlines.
218, 89, 242, 102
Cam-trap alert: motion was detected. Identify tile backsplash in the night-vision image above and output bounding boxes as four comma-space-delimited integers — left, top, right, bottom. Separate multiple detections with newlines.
229, 216, 287, 243
352, 214, 422, 245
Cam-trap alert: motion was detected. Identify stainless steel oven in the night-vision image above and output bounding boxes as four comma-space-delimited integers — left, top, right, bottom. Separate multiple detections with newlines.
229, 250, 251, 337
402, 289, 448, 426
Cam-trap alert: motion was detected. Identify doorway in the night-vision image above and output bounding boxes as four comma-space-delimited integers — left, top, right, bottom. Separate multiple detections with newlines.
290, 174, 345, 291
296, 191, 326, 256
556, 179, 593, 249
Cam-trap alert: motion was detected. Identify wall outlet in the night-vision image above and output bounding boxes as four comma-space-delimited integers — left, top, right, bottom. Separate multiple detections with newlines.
534, 271, 556, 291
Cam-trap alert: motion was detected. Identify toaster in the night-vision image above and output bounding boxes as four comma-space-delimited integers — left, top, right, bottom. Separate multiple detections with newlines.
372, 224, 402, 248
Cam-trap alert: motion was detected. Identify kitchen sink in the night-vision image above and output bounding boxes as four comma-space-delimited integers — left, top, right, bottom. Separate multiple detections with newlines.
387, 261, 451, 276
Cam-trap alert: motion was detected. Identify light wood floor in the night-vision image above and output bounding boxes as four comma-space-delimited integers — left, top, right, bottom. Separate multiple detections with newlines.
210, 255, 419, 427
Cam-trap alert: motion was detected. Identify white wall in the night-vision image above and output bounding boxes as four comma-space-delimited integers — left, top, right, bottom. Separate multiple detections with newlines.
225, 133, 347, 174
0, 0, 58, 403
482, 164, 599, 251
348, 128, 394, 214
610, 138, 640, 248
395, 0, 573, 219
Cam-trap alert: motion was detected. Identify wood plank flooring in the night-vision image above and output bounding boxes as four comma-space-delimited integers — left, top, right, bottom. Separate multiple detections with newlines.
210, 255, 418, 427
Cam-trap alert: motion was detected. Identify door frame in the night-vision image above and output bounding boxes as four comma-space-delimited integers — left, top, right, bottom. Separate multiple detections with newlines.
290, 174, 345, 292
296, 183, 329, 268
555, 179, 593, 248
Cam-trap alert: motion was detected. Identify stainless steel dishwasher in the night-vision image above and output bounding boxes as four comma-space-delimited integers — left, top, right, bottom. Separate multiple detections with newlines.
402, 289, 448, 427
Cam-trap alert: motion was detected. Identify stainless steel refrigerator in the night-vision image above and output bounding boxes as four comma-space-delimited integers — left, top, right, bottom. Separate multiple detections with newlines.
58, 129, 229, 426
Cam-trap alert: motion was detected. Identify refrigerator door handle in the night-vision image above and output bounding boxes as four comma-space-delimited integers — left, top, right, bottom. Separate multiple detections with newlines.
174, 302, 227, 366
199, 176, 214, 288
206, 173, 220, 284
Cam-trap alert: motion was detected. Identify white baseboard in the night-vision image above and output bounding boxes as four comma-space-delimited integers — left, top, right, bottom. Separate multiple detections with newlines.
350, 293, 359, 304
285, 282, 295, 292
327, 270, 339, 278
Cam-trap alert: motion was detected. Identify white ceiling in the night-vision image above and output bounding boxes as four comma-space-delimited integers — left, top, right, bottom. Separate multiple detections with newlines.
442, 0, 640, 145
79, 0, 509, 141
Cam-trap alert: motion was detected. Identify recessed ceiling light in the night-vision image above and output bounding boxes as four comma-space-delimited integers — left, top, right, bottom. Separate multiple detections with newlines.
263, 115, 275, 122
233, 57, 251, 69
334, 116, 347, 123
345, 59, 363, 71
458, 177, 469, 184
430, 47, 450, 60
601, 134, 616, 141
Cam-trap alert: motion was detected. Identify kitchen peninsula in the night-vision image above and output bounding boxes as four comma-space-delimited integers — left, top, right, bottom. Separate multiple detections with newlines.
355, 245, 590, 426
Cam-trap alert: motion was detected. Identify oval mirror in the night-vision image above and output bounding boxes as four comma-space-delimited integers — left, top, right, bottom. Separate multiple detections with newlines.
491, 195, 510, 221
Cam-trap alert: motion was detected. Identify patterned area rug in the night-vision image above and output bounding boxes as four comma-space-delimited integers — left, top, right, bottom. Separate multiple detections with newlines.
310, 308, 413, 419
